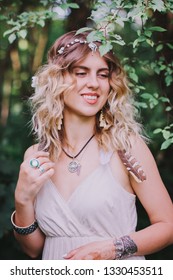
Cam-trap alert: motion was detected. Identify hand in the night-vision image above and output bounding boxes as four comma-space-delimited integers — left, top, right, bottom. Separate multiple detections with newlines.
63, 240, 115, 260
15, 150, 55, 205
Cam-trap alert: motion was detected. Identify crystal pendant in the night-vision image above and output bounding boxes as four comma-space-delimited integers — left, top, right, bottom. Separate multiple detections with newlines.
68, 161, 81, 175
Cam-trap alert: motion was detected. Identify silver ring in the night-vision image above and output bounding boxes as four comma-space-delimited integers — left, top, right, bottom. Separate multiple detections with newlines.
30, 158, 40, 168
38, 166, 45, 173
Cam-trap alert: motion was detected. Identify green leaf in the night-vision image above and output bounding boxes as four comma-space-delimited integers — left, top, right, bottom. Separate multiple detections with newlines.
111, 39, 125, 46
37, 20, 45, 27
40, 0, 49, 6
60, 2, 79, 10
115, 18, 125, 27
146, 39, 154, 47
149, 26, 167, 32
60, 3, 68, 10
149, 99, 159, 108
141, 93, 153, 99
136, 102, 148, 109
166, 106, 172, 111
99, 42, 113, 56
87, 30, 104, 43
161, 139, 172, 150
144, 30, 152, 37
150, 0, 165, 12
129, 72, 138, 83
164, 126, 170, 130
76, 27, 93, 35
156, 44, 163, 52
153, 128, 162, 134
3, 26, 19, 37
67, 3, 79, 9
167, 43, 173, 50
8, 33, 16, 43
133, 39, 139, 49
162, 130, 171, 140
165, 75, 173, 86
153, 92, 159, 98
159, 97, 170, 102
132, 35, 146, 48
18, 29, 27, 39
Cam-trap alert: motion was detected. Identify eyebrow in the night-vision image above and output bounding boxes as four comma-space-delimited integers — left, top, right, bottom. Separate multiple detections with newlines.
72, 66, 110, 72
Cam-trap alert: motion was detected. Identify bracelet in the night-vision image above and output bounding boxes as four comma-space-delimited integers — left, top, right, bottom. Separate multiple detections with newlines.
114, 235, 138, 259
11, 210, 38, 235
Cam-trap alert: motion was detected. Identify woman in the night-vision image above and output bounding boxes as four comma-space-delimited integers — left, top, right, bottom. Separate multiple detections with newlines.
12, 30, 173, 260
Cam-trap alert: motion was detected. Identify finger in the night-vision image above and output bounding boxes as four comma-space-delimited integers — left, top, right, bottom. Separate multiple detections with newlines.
63, 249, 78, 259
37, 162, 55, 176
25, 151, 50, 161
36, 167, 55, 184
28, 153, 54, 172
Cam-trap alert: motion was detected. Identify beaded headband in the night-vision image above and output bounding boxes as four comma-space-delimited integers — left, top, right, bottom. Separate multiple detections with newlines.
57, 39, 98, 55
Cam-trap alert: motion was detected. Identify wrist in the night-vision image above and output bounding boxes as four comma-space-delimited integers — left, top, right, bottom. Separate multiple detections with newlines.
114, 235, 138, 259
15, 192, 33, 206
14, 203, 36, 227
15, 189, 35, 207
11, 210, 38, 235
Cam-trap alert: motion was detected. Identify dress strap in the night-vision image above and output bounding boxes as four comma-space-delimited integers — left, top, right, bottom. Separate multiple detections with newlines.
118, 150, 146, 183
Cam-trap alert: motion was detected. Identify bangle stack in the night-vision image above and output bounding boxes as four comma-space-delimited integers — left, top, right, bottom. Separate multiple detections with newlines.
11, 210, 38, 235
114, 235, 138, 259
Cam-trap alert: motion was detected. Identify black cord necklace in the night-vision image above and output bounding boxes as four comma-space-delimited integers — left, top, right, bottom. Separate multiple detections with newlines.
62, 134, 95, 175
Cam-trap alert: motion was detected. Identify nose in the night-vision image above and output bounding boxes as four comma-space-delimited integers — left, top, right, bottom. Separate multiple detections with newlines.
86, 73, 99, 89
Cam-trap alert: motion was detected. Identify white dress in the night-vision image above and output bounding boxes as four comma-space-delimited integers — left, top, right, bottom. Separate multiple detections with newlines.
34, 150, 145, 260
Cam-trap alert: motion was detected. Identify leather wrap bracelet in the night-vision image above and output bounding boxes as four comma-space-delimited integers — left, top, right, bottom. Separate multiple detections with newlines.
114, 235, 138, 259
11, 210, 38, 235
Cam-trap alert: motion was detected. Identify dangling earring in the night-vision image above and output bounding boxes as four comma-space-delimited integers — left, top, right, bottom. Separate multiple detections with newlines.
57, 114, 63, 130
99, 110, 107, 128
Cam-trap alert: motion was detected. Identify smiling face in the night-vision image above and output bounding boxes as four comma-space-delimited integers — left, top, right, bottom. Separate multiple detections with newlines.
63, 52, 110, 120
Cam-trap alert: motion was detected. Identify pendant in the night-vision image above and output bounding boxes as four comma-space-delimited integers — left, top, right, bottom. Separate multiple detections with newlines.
68, 161, 81, 175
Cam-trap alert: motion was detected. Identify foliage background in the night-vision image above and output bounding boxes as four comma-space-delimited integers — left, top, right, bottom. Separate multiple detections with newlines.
0, 0, 173, 259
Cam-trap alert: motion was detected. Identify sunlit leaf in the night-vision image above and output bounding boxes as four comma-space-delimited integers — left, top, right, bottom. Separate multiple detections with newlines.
163, 130, 171, 140
161, 139, 172, 150
153, 128, 162, 134
8, 33, 16, 43
99, 41, 113, 56
18, 29, 27, 39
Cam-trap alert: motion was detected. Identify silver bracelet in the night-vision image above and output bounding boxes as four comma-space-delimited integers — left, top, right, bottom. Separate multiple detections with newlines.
114, 235, 138, 259
11, 210, 38, 235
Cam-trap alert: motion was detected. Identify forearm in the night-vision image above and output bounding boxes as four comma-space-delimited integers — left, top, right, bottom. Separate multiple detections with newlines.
130, 222, 173, 256
14, 228, 45, 258
13, 149, 55, 258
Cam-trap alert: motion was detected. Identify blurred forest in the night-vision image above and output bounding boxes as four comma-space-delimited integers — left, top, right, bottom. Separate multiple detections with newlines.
0, 0, 173, 260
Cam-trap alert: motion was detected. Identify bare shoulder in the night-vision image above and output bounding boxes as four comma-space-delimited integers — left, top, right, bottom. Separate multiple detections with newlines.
129, 134, 157, 171
127, 134, 158, 181
24, 144, 39, 160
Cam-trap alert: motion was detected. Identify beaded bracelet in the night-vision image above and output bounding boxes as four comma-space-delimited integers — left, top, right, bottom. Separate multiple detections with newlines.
114, 235, 138, 259
11, 210, 38, 235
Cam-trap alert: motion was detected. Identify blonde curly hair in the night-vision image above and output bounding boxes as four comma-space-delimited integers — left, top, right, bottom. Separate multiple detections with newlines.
30, 30, 143, 160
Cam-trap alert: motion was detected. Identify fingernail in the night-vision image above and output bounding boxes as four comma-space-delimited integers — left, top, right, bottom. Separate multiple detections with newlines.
62, 253, 67, 258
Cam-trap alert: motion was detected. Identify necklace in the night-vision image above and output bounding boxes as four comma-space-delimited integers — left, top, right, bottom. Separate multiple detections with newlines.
62, 134, 95, 175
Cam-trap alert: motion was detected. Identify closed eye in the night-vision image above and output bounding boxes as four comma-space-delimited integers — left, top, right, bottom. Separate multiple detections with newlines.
97, 72, 109, 79
75, 72, 87, 77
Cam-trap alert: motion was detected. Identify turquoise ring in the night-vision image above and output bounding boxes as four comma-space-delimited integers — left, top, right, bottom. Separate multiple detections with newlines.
30, 158, 40, 168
